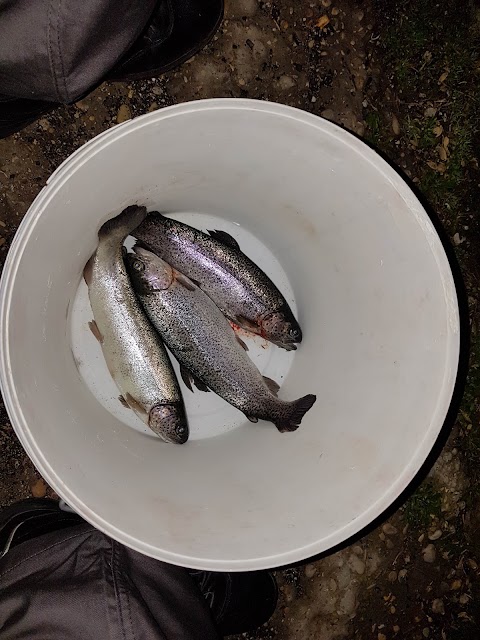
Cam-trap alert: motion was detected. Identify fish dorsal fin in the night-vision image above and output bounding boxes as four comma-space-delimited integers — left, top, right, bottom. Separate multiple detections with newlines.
207, 229, 240, 251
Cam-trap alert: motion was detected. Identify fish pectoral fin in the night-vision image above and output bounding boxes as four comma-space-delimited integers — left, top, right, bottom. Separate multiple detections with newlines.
174, 271, 196, 291
180, 364, 210, 393
236, 335, 249, 351
125, 393, 148, 416
246, 415, 258, 423
88, 320, 104, 344
83, 253, 95, 286
119, 395, 130, 409
207, 229, 241, 251
234, 315, 260, 333
263, 376, 280, 396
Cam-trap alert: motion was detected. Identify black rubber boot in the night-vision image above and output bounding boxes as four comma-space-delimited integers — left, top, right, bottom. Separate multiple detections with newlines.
0, 0, 223, 139
0, 498, 83, 558
109, 0, 224, 80
0, 96, 58, 140
189, 569, 278, 636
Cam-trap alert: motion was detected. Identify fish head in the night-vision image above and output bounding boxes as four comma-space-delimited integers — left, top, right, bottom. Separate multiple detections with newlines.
260, 310, 303, 351
126, 247, 173, 293
149, 403, 189, 444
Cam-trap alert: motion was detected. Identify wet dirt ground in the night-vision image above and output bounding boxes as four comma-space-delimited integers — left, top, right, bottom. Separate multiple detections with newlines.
0, 0, 479, 638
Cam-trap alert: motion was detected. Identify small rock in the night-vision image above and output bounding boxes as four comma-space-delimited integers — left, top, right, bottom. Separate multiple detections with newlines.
393, 626, 400, 633
398, 569, 408, 581
388, 570, 397, 582
424, 107, 437, 117
429, 529, 442, 541
75, 100, 89, 111
355, 9, 364, 21
353, 545, 363, 556
315, 15, 330, 29
321, 0, 331, 6
431, 598, 445, 615
321, 109, 335, 120
453, 233, 465, 246
418, 533, 425, 543
392, 115, 400, 135
350, 555, 365, 575
305, 563, 317, 578
423, 544, 436, 563
148, 102, 159, 113
152, 86, 163, 96
459, 593, 469, 604
451, 579, 462, 590
331, 7, 339, 15
238, 78, 246, 86
31, 478, 47, 498
329, 578, 337, 592
117, 105, 131, 123
378, 634, 386, 640
283, 583, 296, 602
38, 118, 50, 131
338, 588, 356, 615
278, 75, 295, 90
423, 628, 430, 637
382, 523, 398, 536
438, 146, 448, 161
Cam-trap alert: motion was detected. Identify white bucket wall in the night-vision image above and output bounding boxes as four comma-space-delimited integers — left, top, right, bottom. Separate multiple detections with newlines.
0, 100, 460, 569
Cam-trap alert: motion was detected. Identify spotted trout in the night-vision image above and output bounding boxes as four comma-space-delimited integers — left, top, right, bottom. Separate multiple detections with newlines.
127, 247, 316, 432
83, 206, 188, 444
133, 213, 302, 351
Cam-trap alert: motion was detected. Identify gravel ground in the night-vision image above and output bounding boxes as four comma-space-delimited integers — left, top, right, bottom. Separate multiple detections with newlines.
0, 1, 479, 638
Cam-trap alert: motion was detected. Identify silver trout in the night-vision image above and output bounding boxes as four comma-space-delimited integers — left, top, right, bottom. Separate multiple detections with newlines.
83, 206, 188, 444
133, 213, 302, 351
126, 247, 316, 432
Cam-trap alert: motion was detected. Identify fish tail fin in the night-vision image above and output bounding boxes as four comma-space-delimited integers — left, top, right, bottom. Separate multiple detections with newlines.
274, 394, 316, 433
98, 205, 147, 240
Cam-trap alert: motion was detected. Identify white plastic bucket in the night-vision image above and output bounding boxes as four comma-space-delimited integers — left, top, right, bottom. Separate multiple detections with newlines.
0, 99, 460, 570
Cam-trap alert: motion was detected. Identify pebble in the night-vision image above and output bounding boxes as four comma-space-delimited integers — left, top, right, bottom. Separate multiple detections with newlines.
423, 544, 436, 563
388, 570, 397, 582
331, 7, 339, 15
378, 634, 386, 640
424, 107, 437, 117
451, 579, 462, 590
148, 103, 158, 113
338, 588, 356, 615
398, 569, 408, 581
278, 75, 295, 90
459, 594, 469, 604
353, 545, 363, 556
117, 105, 131, 123
350, 555, 365, 575
431, 598, 445, 615
152, 86, 164, 95
355, 9, 364, 21
31, 478, 47, 498
382, 523, 398, 536
321, 109, 334, 120
393, 625, 400, 633
304, 563, 317, 578
428, 529, 442, 541
321, 0, 331, 6
392, 115, 400, 135
423, 628, 430, 637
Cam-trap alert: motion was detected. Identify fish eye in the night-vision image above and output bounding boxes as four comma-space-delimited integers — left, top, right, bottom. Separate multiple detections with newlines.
132, 260, 145, 272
